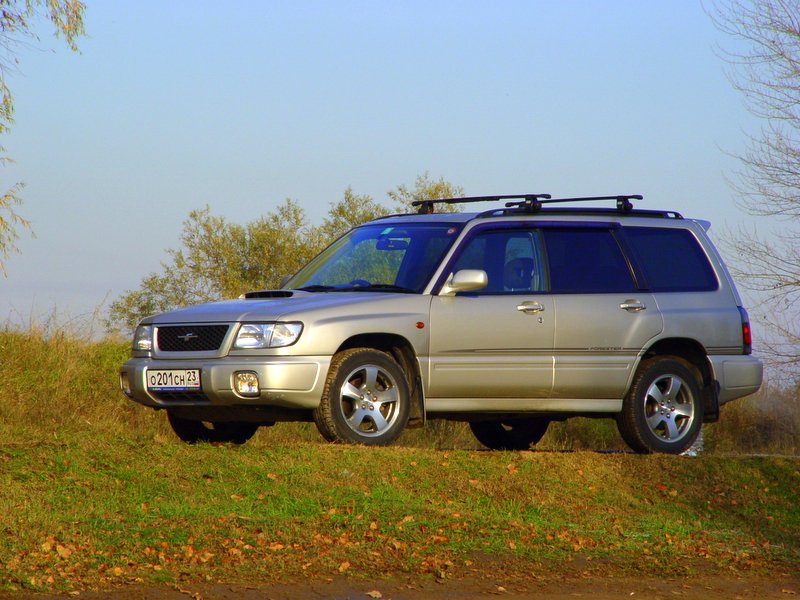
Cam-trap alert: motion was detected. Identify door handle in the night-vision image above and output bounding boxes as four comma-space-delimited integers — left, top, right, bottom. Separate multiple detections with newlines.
619, 300, 646, 312
517, 301, 545, 314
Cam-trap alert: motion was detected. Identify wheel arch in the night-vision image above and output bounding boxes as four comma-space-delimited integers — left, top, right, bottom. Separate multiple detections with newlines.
336, 333, 425, 427
641, 337, 719, 422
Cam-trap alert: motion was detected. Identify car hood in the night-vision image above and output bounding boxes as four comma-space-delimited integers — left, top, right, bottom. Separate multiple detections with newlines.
143, 290, 421, 324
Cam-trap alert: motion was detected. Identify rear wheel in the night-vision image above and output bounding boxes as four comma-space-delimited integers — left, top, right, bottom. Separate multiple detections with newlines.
167, 412, 259, 445
469, 417, 550, 450
313, 348, 410, 446
616, 357, 703, 454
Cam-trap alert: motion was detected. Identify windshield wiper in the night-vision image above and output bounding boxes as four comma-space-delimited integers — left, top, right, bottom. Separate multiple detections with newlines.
338, 283, 416, 293
296, 285, 336, 292
297, 283, 416, 293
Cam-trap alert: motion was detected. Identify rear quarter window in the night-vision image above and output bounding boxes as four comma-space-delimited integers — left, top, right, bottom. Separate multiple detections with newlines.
624, 227, 718, 292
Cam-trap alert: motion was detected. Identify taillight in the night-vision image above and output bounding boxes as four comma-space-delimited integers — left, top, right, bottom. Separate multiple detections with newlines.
738, 306, 752, 355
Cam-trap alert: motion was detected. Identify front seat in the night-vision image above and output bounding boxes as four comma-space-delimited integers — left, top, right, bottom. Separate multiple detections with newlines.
503, 257, 535, 292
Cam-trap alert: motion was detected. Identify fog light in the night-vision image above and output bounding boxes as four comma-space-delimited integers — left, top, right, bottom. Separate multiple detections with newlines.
234, 371, 260, 397
120, 372, 132, 398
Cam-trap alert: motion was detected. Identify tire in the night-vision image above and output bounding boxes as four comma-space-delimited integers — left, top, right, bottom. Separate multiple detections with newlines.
616, 357, 703, 454
469, 417, 550, 451
313, 348, 410, 446
167, 412, 259, 445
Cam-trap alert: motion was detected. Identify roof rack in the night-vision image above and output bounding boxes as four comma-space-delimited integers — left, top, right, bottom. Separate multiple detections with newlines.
503, 194, 644, 214
411, 194, 551, 215
408, 193, 683, 219
411, 193, 645, 215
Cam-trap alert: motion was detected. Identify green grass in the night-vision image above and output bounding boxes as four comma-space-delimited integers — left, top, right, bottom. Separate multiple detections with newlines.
0, 324, 798, 593
1, 424, 798, 593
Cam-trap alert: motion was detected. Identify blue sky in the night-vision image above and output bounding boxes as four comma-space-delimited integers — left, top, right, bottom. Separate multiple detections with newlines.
1, 1, 760, 326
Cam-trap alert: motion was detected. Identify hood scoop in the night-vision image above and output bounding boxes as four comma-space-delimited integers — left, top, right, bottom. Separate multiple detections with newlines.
240, 290, 294, 299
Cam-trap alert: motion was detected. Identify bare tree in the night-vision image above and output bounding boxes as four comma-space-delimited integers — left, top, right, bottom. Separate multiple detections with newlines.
709, 0, 800, 370
0, 0, 85, 274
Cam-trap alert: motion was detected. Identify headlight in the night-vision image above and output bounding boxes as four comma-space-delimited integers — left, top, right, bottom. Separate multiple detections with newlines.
233, 322, 303, 349
132, 325, 153, 351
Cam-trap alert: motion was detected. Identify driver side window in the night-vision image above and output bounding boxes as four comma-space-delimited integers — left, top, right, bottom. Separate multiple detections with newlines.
451, 229, 547, 294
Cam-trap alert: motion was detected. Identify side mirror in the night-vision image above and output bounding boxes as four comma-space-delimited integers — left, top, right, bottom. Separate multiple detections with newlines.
440, 269, 488, 296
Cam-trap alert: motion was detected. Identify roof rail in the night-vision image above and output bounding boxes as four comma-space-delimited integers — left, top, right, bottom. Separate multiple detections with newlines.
411, 194, 551, 215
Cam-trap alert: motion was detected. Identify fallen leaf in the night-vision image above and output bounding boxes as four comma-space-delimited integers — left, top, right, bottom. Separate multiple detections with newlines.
366, 591, 383, 599
338, 561, 351, 573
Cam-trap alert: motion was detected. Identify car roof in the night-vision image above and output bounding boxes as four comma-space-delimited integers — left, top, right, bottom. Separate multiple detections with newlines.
359, 194, 718, 231
368, 209, 697, 228
366, 194, 698, 227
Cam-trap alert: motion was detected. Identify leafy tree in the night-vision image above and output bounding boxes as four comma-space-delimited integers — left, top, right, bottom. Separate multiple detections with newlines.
0, 0, 85, 274
709, 0, 800, 369
107, 175, 463, 333
107, 201, 321, 333
318, 186, 388, 242
387, 171, 465, 212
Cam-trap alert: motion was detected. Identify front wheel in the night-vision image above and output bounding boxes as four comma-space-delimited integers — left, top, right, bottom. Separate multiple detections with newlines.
313, 348, 410, 446
616, 357, 703, 454
469, 417, 550, 450
167, 412, 259, 445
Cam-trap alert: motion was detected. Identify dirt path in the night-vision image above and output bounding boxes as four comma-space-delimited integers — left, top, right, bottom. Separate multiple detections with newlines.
3, 574, 798, 600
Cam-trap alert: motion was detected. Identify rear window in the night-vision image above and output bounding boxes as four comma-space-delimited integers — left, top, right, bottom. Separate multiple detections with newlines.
542, 228, 636, 293
625, 227, 718, 292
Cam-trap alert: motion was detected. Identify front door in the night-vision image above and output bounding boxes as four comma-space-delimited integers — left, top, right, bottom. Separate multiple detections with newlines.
427, 228, 555, 400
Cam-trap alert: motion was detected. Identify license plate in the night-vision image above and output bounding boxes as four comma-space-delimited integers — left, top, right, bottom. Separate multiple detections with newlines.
146, 369, 201, 391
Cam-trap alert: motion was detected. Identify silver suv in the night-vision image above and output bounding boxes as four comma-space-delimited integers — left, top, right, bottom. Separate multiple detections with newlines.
120, 194, 763, 454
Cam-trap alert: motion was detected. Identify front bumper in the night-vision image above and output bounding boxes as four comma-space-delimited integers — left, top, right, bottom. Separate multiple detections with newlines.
120, 355, 331, 410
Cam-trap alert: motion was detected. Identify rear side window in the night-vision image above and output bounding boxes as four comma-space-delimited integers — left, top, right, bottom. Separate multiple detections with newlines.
624, 227, 718, 292
542, 228, 636, 293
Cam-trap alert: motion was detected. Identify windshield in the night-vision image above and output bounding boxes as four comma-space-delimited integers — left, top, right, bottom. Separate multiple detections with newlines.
287, 222, 463, 293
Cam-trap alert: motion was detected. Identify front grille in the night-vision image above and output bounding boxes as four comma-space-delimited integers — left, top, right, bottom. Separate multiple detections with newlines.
151, 390, 210, 403
157, 325, 230, 352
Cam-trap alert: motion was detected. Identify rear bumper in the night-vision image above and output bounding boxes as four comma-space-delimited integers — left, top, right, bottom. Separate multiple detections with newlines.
119, 355, 331, 411
708, 354, 763, 405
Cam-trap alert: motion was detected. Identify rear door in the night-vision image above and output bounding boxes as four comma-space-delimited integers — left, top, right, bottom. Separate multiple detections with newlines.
542, 226, 663, 399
